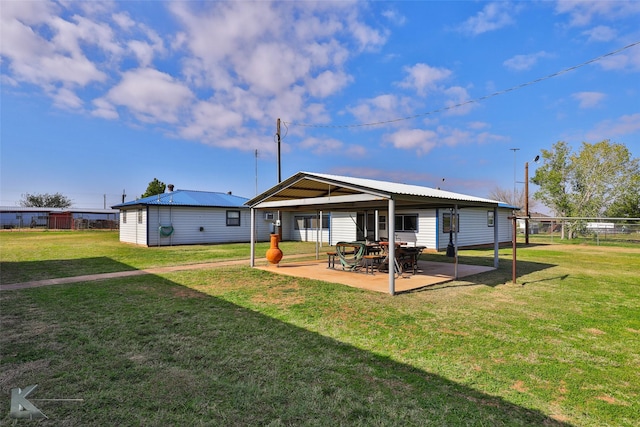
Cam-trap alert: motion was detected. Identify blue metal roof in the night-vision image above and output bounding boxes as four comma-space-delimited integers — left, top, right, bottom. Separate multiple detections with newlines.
112, 190, 249, 209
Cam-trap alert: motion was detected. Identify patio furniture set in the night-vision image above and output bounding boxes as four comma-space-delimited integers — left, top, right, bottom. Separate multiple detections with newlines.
327, 241, 426, 276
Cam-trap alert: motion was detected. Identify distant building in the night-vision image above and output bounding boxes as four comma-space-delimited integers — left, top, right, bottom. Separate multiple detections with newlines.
0, 207, 119, 230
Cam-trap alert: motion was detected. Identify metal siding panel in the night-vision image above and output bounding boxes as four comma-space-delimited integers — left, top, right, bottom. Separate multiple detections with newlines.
436, 208, 512, 249
329, 212, 357, 245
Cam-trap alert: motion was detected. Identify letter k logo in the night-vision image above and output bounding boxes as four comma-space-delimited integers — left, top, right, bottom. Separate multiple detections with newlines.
10, 384, 47, 419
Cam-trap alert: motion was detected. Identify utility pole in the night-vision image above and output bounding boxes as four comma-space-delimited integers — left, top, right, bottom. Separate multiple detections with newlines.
276, 118, 282, 183
255, 149, 258, 196
524, 162, 530, 245
276, 118, 282, 240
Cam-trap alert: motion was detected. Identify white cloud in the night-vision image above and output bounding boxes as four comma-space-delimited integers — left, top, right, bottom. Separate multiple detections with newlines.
52, 87, 83, 110
2, 0, 390, 152
382, 9, 406, 26
442, 86, 474, 116
555, 0, 640, 27
586, 113, 640, 141
595, 46, 640, 72
179, 101, 243, 141
91, 98, 118, 120
398, 63, 452, 96
0, 3, 108, 87
169, 0, 384, 127
347, 94, 415, 125
383, 122, 507, 156
307, 70, 352, 98
572, 91, 606, 109
299, 136, 343, 155
581, 25, 617, 42
384, 129, 438, 155
456, 2, 520, 36
503, 51, 550, 71
102, 68, 193, 123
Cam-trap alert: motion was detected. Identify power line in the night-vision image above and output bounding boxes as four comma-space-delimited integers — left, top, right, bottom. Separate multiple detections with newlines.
284, 41, 640, 129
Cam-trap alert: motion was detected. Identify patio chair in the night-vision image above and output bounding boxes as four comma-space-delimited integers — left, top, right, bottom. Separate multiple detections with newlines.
335, 242, 366, 271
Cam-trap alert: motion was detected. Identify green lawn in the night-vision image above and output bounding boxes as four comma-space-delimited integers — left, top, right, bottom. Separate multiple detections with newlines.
0, 231, 317, 284
1, 232, 639, 425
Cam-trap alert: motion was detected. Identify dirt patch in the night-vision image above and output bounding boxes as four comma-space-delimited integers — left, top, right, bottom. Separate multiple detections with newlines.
595, 394, 624, 405
251, 283, 306, 307
585, 328, 606, 336
171, 287, 208, 298
511, 380, 528, 393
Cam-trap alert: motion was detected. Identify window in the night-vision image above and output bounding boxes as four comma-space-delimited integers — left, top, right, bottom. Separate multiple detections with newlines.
294, 215, 329, 230
443, 212, 460, 233
122, 211, 127, 224
379, 215, 386, 231
226, 210, 241, 226
487, 210, 495, 227
137, 209, 143, 224
395, 214, 418, 232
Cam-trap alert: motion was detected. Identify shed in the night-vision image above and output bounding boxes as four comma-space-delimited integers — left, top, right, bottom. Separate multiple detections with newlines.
246, 172, 516, 295
112, 189, 271, 246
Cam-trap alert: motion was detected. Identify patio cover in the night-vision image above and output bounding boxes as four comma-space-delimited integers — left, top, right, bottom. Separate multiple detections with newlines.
246, 172, 510, 295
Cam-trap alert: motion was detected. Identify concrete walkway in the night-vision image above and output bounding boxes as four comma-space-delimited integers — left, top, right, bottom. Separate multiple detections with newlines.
0, 254, 316, 291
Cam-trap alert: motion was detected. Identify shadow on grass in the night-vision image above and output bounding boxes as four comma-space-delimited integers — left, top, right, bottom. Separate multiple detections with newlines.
0, 258, 139, 285
0, 264, 572, 426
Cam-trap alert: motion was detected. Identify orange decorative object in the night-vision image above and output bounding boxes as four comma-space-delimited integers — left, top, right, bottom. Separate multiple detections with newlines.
265, 233, 283, 264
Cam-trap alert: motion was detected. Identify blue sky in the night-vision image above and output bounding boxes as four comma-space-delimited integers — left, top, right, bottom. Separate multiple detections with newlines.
2, 1, 639, 210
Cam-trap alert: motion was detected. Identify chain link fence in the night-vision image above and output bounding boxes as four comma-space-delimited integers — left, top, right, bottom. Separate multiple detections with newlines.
1, 212, 119, 230
519, 217, 640, 245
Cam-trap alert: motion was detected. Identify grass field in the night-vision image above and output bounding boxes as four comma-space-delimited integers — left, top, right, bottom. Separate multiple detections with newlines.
1, 231, 639, 425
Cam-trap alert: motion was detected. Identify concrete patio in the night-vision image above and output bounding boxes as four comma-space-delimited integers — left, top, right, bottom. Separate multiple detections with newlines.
255, 259, 495, 294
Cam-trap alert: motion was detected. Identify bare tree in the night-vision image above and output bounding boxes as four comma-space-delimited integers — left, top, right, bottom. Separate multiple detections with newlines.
487, 187, 538, 212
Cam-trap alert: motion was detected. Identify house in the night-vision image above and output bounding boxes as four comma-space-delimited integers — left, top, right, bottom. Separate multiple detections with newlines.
246, 172, 517, 295
253, 172, 515, 250
112, 189, 271, 246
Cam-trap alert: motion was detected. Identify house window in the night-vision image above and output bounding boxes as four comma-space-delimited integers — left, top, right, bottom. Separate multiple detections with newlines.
487, 210, 495, 227
443, 212, 460, 233
137, 209, 143, 224
379, 215, 386, 231
122, 211, 127, 224
226, 210, 241, 226
294, 215, 329, 230
395, 214, 418, 232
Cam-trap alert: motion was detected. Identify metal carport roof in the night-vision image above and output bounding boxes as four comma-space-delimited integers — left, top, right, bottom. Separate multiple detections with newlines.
247, 172, 513, 296
246, 171, 512, 211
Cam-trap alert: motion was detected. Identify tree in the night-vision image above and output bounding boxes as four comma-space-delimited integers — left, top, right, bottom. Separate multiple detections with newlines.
20, 192, 72, 208
604, 173, 640, 220
487, 187, 538, 212
532, 140, 640, 238
141, 178, 166, 198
